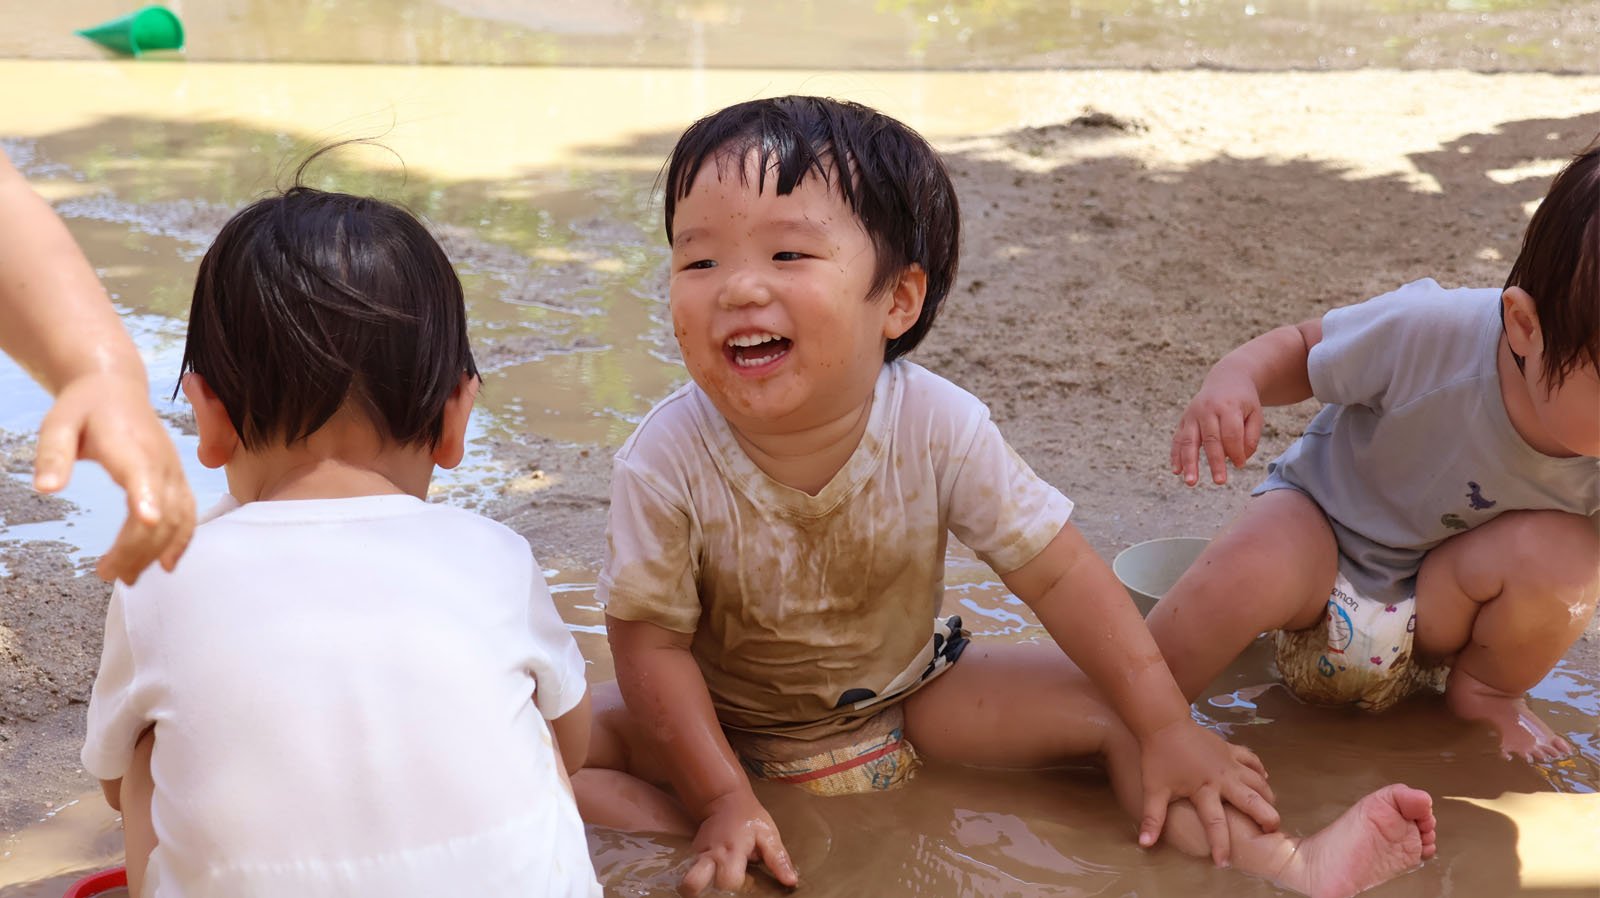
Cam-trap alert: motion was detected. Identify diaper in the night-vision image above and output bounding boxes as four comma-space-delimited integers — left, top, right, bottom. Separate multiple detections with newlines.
728, 615, 972, 796
736, 705, 919, 797
1274, 570, 1446, 712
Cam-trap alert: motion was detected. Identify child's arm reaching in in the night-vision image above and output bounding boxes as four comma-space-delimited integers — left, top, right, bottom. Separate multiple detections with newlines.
1002, 520, 1279, 865
607, 616, 800, 896
0, 154, 194, 584
1171, 319, 1322, 486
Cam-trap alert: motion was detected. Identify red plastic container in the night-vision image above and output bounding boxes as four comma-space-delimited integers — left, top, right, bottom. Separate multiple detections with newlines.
62, 866, 127, 898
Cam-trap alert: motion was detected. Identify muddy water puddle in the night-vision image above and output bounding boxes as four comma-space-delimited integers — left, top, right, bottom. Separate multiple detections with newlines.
2, 58, 1598, 898
2, 553, 1597, 896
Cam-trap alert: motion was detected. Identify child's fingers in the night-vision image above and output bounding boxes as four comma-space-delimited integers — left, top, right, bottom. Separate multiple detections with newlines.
153, 476, 196, 573
754, 828, 799, 887
32, 402, 85, 493
1231, 742, 1268, 780
679, 853, 716, 897
1137, 788, 1171, 848
96, 492, 167, 585
1242, 406, 1263, 461
1169, 423, 1183, 477
1223, 778, 1280, 833
1192, 786, 1231, 866
1218, 410, 1248, 470
1171, 416, 1203, 485
1199, 419, 1229, 485
713, 851, 749, 893
158, 518, 194, 573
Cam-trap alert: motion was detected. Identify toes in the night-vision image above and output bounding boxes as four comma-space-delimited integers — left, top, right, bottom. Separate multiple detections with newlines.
1384, 784, 1434, 824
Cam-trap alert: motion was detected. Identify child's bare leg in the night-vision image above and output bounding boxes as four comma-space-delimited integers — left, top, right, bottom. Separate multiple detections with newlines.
1145, 489, 1338, 701
1415, 509, 1600, 761
906, 643, 1436, 898
121, 727, 157, 898
570, 681, 697, 834
1103, 734, 1438, 898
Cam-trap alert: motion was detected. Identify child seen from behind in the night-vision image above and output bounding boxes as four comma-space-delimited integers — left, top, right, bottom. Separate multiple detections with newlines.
82, 177, 599, 897
573, 96, 1438, 898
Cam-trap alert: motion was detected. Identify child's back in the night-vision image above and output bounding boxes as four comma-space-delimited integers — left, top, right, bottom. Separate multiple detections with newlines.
88, 496, 591, 895
81, 179, 599, 897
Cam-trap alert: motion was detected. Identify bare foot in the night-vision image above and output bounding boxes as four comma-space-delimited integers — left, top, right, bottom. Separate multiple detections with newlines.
1273, 784, 1436, 898
1446, 668, 1572, 763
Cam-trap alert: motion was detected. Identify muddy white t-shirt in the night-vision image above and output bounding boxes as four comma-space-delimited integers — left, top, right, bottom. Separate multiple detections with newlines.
82, 495, 599, 898
599, 360, 1074, 741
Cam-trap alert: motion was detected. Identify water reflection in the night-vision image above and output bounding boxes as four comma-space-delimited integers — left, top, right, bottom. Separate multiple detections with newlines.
5, 120, 682, 447
6, 0, 1593, 71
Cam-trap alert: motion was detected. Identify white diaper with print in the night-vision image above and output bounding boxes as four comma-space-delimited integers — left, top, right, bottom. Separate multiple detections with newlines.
1274, 570, 1444, 711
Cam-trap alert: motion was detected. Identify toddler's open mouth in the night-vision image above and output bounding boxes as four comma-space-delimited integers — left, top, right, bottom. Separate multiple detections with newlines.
726, 332, 792, 368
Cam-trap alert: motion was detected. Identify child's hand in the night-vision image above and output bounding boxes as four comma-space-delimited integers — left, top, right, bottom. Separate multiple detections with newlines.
680, 790, 798, 896
35, 372, 194, 584
1137, 718, 1278, 866
1170, 367, 1263, 486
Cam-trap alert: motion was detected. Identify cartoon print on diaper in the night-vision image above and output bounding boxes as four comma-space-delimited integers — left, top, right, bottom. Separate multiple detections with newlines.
1318, 599, 1355, 677
1317, 581, 1414, 678
1440, 513, 1468, 531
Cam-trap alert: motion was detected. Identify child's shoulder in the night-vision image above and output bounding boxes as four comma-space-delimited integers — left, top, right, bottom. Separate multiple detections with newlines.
168, 495, 531, 587
1332, 278, 1501, 330
615, 381, 703, 463
889, 359, 995, 428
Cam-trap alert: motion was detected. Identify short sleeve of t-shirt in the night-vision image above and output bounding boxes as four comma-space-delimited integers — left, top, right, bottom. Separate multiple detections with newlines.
526, 575, 589, 720
81, 585, 155, 781
1308, 278, 1489, 412
598, 456, 700, 634
940, 394, 1075, 575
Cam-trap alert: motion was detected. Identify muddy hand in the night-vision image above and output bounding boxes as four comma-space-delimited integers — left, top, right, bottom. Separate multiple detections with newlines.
679, 791, 798, 896
1137, 719, 1278, 866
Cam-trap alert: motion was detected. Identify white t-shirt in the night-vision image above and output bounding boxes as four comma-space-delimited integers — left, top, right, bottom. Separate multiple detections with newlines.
82, 494, 599, 898
599, 360, 1074, 742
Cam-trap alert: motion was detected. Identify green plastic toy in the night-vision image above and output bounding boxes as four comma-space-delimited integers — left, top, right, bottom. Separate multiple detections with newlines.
76, 6, 185, 56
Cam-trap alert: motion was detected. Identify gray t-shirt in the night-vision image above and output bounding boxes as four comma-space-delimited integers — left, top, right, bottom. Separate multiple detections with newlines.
1257, 278, 1599, 602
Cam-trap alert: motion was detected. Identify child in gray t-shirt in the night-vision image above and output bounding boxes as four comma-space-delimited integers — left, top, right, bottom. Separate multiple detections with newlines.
1153, 140, 1599, 765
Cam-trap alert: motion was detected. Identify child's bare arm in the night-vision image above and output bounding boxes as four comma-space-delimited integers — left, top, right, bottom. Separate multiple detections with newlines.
1002, 521, 1278, 864
99, 778, 123, 812
607, 616, 798, 895
0, 154, 194, 584
1172, 318, 1323, 486
549, 688, 592, 775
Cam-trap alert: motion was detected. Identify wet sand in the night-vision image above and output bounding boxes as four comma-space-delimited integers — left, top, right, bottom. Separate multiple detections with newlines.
1, 61, 1598, 896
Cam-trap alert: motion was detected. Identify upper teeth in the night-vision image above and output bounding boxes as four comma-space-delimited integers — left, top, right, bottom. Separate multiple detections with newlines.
727, 332, 783, 348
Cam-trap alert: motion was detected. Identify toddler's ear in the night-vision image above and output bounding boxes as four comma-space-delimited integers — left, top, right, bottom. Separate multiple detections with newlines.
883, 263, 928, 341
1502, 286, 1543, 361
180, 373, 238, 469
432, 373, 480, 470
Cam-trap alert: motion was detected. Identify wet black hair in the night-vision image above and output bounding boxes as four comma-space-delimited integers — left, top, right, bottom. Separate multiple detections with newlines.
663, 96, 960, 361
1505, 139, 1600, 389
179, 178, 477, 450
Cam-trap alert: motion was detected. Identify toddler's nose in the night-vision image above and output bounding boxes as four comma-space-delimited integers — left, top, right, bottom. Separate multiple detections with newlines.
718, 267, 772, 308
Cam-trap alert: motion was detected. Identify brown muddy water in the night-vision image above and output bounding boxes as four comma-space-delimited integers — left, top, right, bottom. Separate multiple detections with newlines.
1, 31, 1599, 898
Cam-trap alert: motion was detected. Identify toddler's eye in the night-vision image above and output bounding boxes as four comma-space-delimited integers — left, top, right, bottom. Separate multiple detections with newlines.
683, 259, 717, 271
773, 251, 807, 262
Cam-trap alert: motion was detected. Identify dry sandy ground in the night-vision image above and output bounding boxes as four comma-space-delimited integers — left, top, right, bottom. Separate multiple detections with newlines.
3, 70, 1599, 834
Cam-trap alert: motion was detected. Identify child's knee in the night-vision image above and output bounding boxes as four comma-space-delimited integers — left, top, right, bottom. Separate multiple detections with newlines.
1497, 511, 1600, 601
